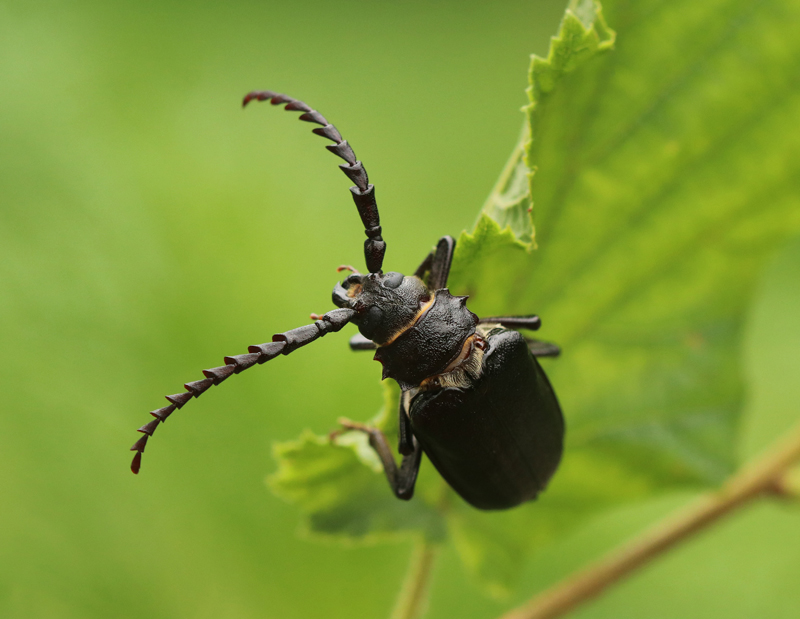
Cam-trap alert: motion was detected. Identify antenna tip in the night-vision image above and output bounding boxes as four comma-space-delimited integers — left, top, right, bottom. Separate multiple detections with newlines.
131, 451, 142, 474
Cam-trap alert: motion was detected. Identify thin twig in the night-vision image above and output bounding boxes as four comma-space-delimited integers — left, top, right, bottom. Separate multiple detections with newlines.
390, 538, 439, 619
500, 420, 800, 619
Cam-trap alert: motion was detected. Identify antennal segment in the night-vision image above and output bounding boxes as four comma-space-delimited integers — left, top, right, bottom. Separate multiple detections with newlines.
242, 90, 386, 273
129, 308, 355, 474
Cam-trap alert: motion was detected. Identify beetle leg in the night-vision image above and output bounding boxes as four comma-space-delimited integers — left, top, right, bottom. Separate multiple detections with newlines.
478, 317, 559, 355
398, 391, 415, 456
430, 236, 456, 289
478, 315, 542, 331
526, 339, 561, 357
349, 333, 377, 351
336, 417, 422, 501
414, 236, 456, 289
413, 250, 434, 280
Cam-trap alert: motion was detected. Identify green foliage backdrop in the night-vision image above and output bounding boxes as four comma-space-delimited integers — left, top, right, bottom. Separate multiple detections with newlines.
1, 0, 799, 618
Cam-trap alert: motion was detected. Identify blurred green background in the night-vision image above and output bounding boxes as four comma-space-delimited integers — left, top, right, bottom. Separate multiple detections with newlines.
1, 1, 799, 618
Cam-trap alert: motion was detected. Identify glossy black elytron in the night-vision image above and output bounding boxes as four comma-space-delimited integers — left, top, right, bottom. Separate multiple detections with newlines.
409, 328, 563, 509
129, 90, 564, 511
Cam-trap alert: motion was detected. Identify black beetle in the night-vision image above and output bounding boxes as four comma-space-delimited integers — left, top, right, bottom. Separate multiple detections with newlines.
130, 90, 564, 510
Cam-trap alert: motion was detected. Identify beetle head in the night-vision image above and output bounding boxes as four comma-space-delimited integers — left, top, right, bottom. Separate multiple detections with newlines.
333, 272, 430, 344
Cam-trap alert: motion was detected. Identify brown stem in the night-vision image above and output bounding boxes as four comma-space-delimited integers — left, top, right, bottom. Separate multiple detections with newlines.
390, 538, 439, 619
500, 420, 800, 619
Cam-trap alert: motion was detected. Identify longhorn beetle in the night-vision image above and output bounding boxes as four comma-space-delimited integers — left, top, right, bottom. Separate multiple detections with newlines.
130, 90, 564, 510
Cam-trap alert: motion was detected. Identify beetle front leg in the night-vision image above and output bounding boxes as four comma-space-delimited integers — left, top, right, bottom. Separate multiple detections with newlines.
334, 418, 422, 501
349, 333, 377, 350
415, 236, 455, 289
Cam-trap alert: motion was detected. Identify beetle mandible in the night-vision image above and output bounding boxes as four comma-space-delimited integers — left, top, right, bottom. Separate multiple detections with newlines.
130, 90, 565, 510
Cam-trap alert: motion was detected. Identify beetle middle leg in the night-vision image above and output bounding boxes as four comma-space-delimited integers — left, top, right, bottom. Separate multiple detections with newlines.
476, 316, 560, 356
478, 315, 542, 330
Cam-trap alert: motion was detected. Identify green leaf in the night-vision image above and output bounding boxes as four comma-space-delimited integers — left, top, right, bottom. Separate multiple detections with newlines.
479, 130, 536, 245
514, 0, 800, 486
480, 0, 615, 246
740, 237, 800, 459
449, 0, 800, 593
270, 0, 800, 596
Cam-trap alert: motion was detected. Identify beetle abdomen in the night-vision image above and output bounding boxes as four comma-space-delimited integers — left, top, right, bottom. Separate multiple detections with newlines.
408, 329, 564, 510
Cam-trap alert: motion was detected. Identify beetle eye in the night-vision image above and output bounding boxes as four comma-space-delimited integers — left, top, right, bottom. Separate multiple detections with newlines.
358, 305, 384, 340
382, 272, 404, 289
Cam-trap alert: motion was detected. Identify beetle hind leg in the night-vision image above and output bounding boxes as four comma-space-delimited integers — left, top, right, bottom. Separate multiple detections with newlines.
526, 339, 561, 357
334, 417, 422, 501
